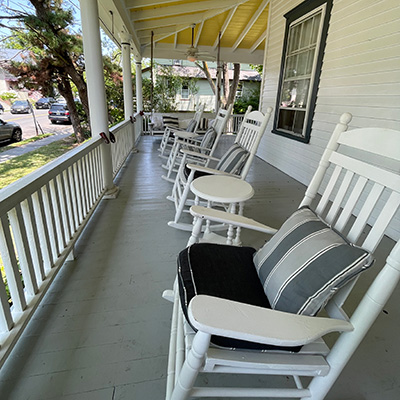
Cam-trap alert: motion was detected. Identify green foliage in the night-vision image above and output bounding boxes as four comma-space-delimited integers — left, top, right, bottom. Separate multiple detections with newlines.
0, 91, 17, 102
142, 64, 199, 112
233, 86, 261, 114
103, 55, 125, 125
250, 64, 263, 74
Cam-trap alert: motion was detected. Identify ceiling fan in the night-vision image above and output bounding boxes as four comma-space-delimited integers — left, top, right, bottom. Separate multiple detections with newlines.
184, 24, 215, 62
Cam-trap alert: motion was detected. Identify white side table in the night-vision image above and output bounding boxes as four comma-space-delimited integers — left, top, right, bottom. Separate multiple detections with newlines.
189, 175, 254, 245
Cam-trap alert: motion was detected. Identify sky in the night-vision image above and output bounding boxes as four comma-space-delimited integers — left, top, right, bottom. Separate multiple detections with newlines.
0, 0, 117, 54
0, 0, 82, 37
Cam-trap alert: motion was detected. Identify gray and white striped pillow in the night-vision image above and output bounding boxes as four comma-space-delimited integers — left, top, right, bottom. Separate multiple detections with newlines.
253, 207, 374, 316
216, 144, 249, 175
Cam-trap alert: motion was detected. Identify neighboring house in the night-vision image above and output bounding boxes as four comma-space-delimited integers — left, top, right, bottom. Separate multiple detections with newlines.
258, 0, 400, 240
0, 48, 25, 93
143, 59, 261, 111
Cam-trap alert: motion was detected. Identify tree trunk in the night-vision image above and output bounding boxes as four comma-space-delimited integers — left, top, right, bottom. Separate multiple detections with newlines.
227, 63, 241, 107
222, 63, 229, 107
195, 61, 216, 95
57, 75, 85, 143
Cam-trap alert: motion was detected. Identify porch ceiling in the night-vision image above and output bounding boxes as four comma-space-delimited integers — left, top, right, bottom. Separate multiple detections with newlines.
97, 0, 270, 64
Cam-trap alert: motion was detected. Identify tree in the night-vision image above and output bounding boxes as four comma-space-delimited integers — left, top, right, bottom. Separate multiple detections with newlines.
195, 61, 241, 110
0, 0, 89, 142
142, 64, 198, 112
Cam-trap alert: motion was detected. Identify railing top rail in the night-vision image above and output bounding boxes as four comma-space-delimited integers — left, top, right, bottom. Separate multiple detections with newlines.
0, 134, 102, 216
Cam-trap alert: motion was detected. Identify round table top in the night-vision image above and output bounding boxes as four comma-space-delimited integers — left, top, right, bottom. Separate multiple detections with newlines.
190, 175, 254, 203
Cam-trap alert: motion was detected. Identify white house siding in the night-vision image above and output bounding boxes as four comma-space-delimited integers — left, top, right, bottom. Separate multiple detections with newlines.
259, 0, 400, 240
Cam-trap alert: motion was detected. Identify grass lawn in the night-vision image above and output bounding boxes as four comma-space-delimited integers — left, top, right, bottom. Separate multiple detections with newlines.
0, 136, 78, 190
0, 133, 53, 154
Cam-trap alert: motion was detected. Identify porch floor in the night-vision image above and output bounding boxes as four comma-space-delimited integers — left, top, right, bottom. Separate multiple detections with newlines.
0, 136, 399, 400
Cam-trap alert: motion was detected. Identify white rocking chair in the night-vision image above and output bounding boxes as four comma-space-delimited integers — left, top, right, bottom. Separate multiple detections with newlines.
167, 107, 273, 231
163, 112, 400, 400
161, 105, 233, 182
158, 104, 205, 159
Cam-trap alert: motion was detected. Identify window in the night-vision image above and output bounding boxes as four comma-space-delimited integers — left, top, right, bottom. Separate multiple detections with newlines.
236, 82, 243, 98
273, 0, 332, 143
181, 84, 189, 99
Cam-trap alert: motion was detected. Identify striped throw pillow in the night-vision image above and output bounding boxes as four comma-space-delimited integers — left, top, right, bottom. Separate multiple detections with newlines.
216, 144, 249, 175
200, 127, 217, 150
163, 116, 179, 128
186, 119, 197, 132
253, 207, 374, 316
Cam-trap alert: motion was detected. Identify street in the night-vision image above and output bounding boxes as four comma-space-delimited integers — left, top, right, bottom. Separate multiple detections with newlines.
0, 108, 73, 141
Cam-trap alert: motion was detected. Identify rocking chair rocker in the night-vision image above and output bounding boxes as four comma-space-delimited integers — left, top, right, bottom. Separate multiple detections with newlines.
163, 112, 400, 400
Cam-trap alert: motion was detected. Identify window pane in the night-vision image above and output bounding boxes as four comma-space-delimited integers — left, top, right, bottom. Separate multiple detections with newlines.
285, 55, 298, 79
280, 79, 310, 108
300, 17, 313, 48
278, 109, 295, 131
311, 14, 322, 44
288, 24, 301, 53
293, 110, 306, 134
296, 50, 309, 76
306, 49, 315, 75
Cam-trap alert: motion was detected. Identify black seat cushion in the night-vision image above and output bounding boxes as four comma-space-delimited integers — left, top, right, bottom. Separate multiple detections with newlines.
177, 243, 301, 352
184, 164, 210, 180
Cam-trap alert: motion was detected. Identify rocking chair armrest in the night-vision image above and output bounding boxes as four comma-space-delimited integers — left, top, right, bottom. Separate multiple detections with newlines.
186, 164, 233, 176
174, 131, 199, 140
190, 205, 278, 235
188, 295, 354, 346
180, 149, 218, 161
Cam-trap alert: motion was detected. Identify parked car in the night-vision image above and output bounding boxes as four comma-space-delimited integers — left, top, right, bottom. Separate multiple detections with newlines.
0, 119, 23, 142
0, 104, 4, 114
35, 97, 56, 109
48, 103, 71, 124
10, 100, 31, 114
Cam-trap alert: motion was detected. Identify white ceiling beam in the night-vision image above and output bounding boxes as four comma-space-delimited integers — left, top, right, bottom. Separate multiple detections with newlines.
137, 25, 179, 38
141, 23, 190, 47
194, 21, 204, 47
130, 0, 247, 21
134, 12, 206, 31
212, 5, 238, 49
250, 29, 267, 53
232, 0, 269, 51
125, 0, 185, 9
134, 5, 235, 32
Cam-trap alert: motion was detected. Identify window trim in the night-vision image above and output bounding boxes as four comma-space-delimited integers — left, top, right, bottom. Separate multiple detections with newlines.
272, 0, 333, 143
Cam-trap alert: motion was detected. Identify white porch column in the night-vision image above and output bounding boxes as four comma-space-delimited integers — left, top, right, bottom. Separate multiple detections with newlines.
121, 34, 134, 119
79, 0, 118, 197
135, 57, 143, 141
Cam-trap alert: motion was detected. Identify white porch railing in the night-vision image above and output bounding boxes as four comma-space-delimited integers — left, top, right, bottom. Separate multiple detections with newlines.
142, 112, 246, 135
110, 119, 136, 177
0, 119, 135, 366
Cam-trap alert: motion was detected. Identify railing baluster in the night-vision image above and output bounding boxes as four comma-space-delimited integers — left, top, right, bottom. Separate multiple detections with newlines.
66, 167, 78, 231
32, 190, 53, 273
49, 179, 66, 251
0, 215, 26, 312
0, 274, 13, 333
8, 205, 38, 297
86, 153, 95, 208
72, 162, 83, 225
22, 197, 45, 282
42, 183, 60, 259
63, 169, 76, 235
57, 173, 72, 242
